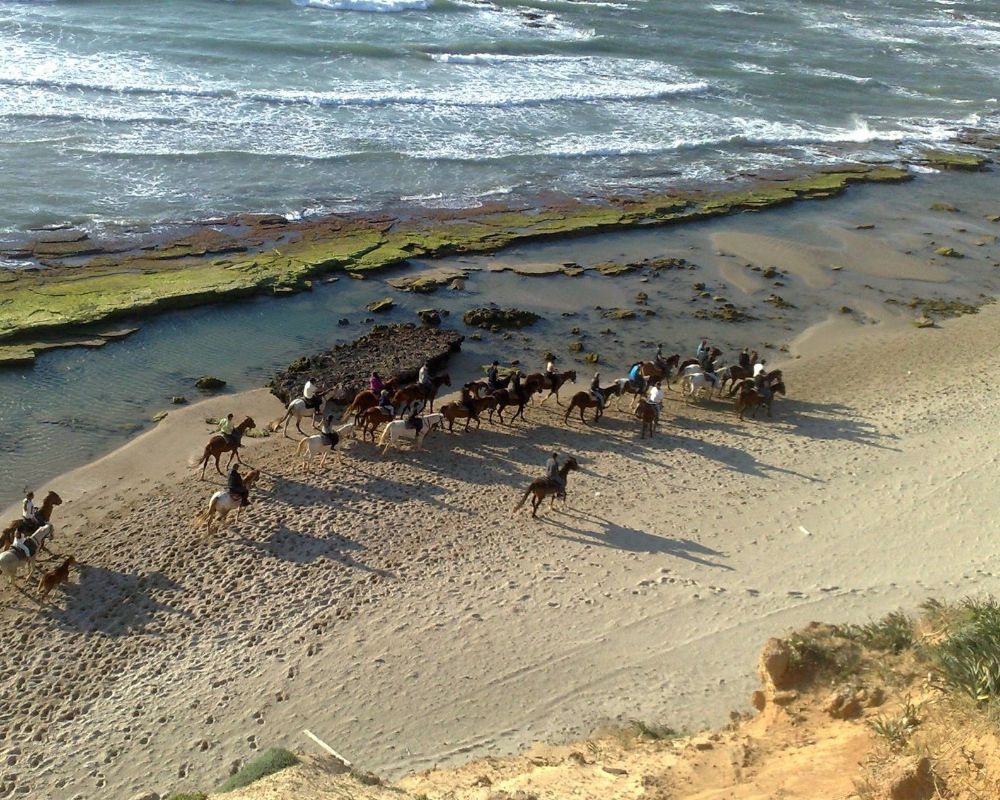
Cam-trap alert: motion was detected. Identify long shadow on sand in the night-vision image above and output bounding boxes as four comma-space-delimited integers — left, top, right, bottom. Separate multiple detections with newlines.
541, 508, 732, 569
240, 524, 392, 577
46, 565, 190, 636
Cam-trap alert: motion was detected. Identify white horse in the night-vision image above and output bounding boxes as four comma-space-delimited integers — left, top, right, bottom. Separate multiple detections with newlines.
377, 413, 443, 454
681, 372, 715, 403
0, 524, 54, 584
296, 423, 354, 471
271, 397, 336, 438
194, 470, 260, 533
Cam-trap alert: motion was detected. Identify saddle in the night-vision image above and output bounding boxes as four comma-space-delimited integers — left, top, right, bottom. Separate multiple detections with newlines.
304, 395, 322, 411
406, 417, 424, 434
11, 537, 38, 561
321, 431, 339, 449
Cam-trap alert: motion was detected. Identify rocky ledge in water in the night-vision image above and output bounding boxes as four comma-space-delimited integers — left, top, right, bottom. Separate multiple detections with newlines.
268, 323, 464, 405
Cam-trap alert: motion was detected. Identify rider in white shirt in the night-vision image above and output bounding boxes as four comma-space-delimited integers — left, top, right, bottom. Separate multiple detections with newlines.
418, 363, 430, 387
303, 378, 321, 411
22, 492, 37, 522
753, 359, 767, 378
646, 382, 663, 421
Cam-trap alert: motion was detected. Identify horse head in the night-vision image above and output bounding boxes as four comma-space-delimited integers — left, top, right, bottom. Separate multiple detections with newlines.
772, 381, 786, 396
238, 417, 257, 432
437, 373, 451, 388
43, 491, 63, 511
244, 469, 261, 488
566, 370, 577, 382
563, 457, 579, 474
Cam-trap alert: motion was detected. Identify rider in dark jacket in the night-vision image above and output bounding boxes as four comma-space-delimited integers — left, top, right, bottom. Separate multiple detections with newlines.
227, 464, 250, 507
487, 361, 500, 390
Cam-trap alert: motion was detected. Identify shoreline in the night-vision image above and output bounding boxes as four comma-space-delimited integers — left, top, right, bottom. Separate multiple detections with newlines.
2, 157, 979, 365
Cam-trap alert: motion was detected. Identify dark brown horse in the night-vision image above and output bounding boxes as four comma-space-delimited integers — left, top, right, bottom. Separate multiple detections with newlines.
635, 400, 659, 438
525, 369, 577, 406
1, 490, 63, 551
563, 383, 622, 424
467, 373, 513, 398
734, 381, 786, 419
491, 375, 544, 425
392, 373, 451, 415
196, 417, 256, 478
341, 378, 401, 423
440, 395, 498, 432
727, 368, 783, 398
717, 364, 752, 394
512, 457, 579, 518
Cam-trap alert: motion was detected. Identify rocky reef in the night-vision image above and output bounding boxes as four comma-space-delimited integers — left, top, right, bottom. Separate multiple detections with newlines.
268, 323, 464, 405
462, 307, 541, 331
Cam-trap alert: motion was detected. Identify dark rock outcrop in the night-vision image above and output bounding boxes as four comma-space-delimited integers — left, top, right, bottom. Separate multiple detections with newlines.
268, 323, 464, 405
463, 307, 541, 330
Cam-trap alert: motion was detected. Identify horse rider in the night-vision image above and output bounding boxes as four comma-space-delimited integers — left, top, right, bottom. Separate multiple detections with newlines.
405, 407, 424, 434
700, 347, 718, 387
303, 376, 322, 413
20, 490, 42, 534
753, 360, 772, 400
590, 372, 605, 408
511, 369, 525, 402
753, 357, 767, 379
320, 414, 338, 449
696, 338, 710, 360
628, 360, 646, 395
227, 464, 250, 507
655, 344, 668, 371
738, 348, 751, 371
460, 385, 480, 422
418, 362, 432, 394
219, 413, 238, 446
545, 356, 557, 388
369, 371, 384, 395
486, 360, 501, 391
377, 388, 394, 417
545, 452, 566, 497
646, 380, 663, 423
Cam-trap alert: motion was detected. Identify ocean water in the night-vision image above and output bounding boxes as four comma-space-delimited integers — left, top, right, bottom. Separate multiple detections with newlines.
0, 0, 998, 237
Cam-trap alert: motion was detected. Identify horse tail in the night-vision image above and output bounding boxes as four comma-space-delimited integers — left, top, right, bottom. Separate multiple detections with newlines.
341, 401, 357, 422
512, 484, 533, 513
377, 424, 391, 446
188, 445, 210, 469
296, 437, 309, 456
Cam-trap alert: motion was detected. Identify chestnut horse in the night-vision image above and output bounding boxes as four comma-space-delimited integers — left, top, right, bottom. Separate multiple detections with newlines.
392, 374, 451, 415
341, 378, 401, 423
467, 373, 513, 398
639, 355, 679, 383
717, 364, 752, 395
512, 457, 579, 518
563, 383, 622, 424
195, 417, 256, 479
440, 396, 498, 432
1, 490, 62, 551
727, 369, 783, 397
525, 369, 577, 406
635, 400, 658, 438
357, 407, 394, 441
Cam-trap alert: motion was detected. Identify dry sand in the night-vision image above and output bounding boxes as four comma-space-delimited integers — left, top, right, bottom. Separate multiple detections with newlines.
1, 296, 999, 798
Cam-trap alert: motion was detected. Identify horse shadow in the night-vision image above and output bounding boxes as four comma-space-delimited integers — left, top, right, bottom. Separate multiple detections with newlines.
45, 565, 190, 636
774, 398, 899, 449
541, 509, 732, 569
239, 524, 392, 577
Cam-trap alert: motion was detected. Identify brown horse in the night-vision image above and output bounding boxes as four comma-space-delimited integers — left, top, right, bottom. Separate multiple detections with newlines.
525, 369, 577, 406
639, 355, 679, 383
734, 381, 786, 419
440, 395, 498, 432
635, 400, 659, 438
727, 368, 783, 398
512, 457, 579, 518
718, 364, 752, 394
563, 383, 622, 424
392, 373, 451, 415
357, 407, 394, 441
467, 373, 513, 398
1, 490, 63, 551
195, 417, 256, 478
341, 378, 401, 423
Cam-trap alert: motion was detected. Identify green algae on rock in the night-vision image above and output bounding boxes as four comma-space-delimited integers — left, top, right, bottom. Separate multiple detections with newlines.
0, 165, 915, 356
366, 297, 395, 313
920, 150, 991, 172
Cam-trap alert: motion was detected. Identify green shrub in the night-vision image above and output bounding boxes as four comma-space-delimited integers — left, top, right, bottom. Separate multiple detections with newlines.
844, 611, 914, 654
168, 794, 208, 800
216, 748, 300, 793
930, 598, 1000, 704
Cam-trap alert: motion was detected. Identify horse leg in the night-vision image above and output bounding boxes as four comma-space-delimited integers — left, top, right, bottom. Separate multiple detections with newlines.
319, 451, 328, 469
214, 453, 223, 476
531, 493, 541, 518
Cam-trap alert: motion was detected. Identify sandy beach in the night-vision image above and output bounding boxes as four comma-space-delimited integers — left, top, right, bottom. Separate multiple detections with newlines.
1, 268, 998, 797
